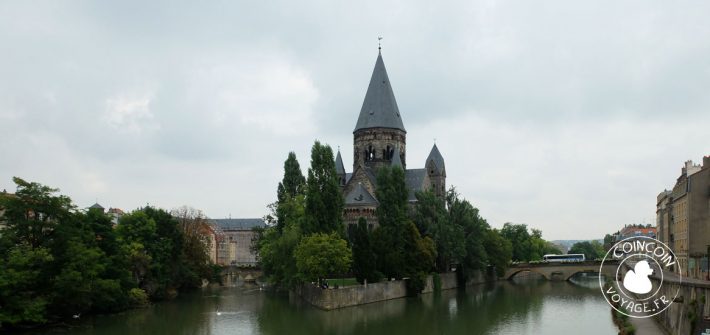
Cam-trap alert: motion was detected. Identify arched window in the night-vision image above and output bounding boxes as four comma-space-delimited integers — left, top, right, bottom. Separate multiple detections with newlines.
385, 145, 393, 160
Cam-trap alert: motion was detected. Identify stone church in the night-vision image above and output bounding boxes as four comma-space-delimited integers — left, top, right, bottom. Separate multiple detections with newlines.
336, 50, 446, 229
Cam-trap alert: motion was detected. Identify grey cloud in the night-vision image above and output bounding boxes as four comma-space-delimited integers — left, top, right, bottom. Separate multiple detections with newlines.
2, 0, 710, 239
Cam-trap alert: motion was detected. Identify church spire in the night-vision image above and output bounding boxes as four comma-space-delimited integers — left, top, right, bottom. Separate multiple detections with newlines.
354, 51, 405, 133
335, 149, 346, 176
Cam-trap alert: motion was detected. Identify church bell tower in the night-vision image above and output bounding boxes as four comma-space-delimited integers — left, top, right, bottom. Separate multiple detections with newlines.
353, 50, 407, 173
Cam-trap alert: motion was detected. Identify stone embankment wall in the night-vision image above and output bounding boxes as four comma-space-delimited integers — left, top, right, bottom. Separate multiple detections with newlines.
295, 271, 489, 310
653, 277, 710, 335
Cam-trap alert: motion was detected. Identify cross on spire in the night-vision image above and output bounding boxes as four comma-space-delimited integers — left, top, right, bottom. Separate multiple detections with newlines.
378, 36, 383, 52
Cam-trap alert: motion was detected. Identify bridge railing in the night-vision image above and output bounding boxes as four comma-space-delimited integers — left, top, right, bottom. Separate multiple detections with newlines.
509, 260, 619, 268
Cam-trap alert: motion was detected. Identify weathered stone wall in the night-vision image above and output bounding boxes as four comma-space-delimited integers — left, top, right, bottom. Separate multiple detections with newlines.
653, 277, 710, 335
295, 279, 408, 310
353, 127, 406, 171
295, 272, 487, 310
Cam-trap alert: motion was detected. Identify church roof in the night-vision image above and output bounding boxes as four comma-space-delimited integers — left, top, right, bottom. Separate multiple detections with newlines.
210, 218, 266, 231
404, 169, 427, 201
335, 150, 346, 175
89, 203, 104, 210
344, 182, 379, 206
354, 52, 406, 133
426, 144, 445, 172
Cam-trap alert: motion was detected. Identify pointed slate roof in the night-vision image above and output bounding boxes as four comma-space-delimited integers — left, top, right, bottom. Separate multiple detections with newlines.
89, 203, 104, 210
335, 150, 346, 175
426, 144, 445, 173
345, 182, 378, 206
391, 146, 403, 168
354, 52, 406, 132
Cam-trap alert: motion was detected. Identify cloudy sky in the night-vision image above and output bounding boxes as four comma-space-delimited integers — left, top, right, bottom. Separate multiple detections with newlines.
1, 1, 709, 240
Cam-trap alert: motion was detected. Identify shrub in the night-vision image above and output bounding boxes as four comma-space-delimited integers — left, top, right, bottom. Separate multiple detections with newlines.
127, 288, 149, 307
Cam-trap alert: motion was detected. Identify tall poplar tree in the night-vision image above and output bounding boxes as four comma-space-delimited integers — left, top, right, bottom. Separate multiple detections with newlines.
372, 166, 435, 292
275, 152, 306, 232
303, 141, 344, 235
277, 152, 306, 203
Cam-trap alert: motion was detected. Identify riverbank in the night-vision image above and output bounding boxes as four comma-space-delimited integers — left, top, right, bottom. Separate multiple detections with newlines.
293, 271, 490, 310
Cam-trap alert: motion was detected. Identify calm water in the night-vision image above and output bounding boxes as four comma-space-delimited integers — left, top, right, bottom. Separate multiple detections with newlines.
31, 274, 616, 335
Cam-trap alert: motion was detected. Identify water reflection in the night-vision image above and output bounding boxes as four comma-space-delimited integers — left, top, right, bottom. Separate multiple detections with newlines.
31, 275, 616, 335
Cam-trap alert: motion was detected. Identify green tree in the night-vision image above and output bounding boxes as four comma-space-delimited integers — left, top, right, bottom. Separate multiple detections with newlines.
500, 223, 532, 262
0, 177, 215, 328
294, 232, 352, 284
171, 206, 213, 288
413, 190, 465, 272
446, 189, 489, 276
528, 229, 561, 261
0, 177, 74, 249
256, 152, 311, 289
116, 207, 199, 299
257, 215, 303, 289
372, 166, 435, 293
351, 217, 380, 284
0, 178, 133, 327
116, 211, 157, 289
500, 223, 559, 262
276, 152, 306, 231
374, 166, 409, 229
603, 233, 617, 251
484, 229, 513, 277
569, 241, 605, 260
0, 245, 53, 327
303, 141, 344, 235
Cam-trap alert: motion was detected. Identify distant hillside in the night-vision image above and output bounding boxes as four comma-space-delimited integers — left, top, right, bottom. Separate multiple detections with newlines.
551, 239, 603, 253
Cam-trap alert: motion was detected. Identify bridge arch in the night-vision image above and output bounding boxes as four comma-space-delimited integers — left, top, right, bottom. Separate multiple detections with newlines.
563, 269, 604, 281
505, 268, 550, 280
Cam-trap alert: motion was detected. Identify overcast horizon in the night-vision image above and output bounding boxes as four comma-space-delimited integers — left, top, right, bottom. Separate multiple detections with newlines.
2, 1, 710, 240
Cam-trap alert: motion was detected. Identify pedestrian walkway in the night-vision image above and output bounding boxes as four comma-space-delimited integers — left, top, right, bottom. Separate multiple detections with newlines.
628, 316, 667, 335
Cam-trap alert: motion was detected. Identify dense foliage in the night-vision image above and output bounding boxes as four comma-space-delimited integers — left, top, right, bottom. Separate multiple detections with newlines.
276, 152, 306, 232
350, 218, 380, 284
0, 178, 214, 330
294, 232, 352, 284
500, 223, 562, 262
372, 166, 436, 293
257, 143, 350, 289
412, 188, 515, 280
303, 141, 344, 235
569, 240, 606, 260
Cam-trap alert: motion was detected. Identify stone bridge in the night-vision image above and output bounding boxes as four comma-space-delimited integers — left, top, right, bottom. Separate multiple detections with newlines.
221, 266, 262, 282
504, 260, 620, 281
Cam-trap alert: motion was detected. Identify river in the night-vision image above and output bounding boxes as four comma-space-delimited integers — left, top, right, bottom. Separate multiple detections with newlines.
30, 274, 617, 335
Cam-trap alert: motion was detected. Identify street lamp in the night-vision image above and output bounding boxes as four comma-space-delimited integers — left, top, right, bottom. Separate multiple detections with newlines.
706, 245, 710, 280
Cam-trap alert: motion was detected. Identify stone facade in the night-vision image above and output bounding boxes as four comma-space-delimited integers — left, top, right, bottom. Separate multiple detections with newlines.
656, 156, 710, 279
210, 218, 266, 266
338, 51, 447, 232
353, 127, 407, 171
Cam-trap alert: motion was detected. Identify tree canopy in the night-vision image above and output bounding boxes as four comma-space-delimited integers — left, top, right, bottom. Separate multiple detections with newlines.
569, 241, 605, 260
303, 141, 344, 235
294, 232, 352, 283
0, 177, 215, 329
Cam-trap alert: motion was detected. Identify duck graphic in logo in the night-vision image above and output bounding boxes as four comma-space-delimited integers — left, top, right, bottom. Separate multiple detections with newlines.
623, 260, 654, 294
